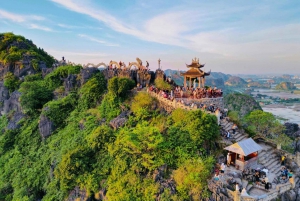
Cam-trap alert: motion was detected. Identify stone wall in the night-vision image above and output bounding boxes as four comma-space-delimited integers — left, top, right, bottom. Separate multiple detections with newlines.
148, 91, 223, 114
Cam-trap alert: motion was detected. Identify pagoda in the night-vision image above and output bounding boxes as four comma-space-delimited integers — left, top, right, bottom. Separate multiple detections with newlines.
180, 57, 210, 88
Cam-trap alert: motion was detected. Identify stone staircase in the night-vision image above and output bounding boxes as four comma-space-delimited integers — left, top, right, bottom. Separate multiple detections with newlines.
257, 144, 282, 178
220, 119, 248, 142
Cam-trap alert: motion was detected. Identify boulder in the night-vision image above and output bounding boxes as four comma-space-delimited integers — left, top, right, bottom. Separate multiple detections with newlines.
63, 74, 78, 92
39, 114, 55, 139
109, 111, 131, 130
284, 122, 299, 138
285, 190, 297, 201
80, 68, 99, 85
3, 91, 22, 114
7, 112, 25, 130
109, 117, 127, 130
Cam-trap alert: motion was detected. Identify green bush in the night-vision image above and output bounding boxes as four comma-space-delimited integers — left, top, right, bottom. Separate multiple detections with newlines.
3, 72, 20, 93
42, 92, 78, 127
78, 72, 106, 110
19, 80, 53, 113
44, 65, 82, 90
107, 77, 135, 100
155, 78, 172, 91
131, 92, 157, 120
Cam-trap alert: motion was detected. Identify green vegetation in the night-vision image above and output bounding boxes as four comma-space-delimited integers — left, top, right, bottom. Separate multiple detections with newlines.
78, 72, 106, 110
243, 110, 292, 148
19, 80, 53, 114
0, 33, 55, 68
3, 72, 20, 92
224, 93, 262, 118
155, 78, 172, 91
0, 67, 220, 200
44, 65, 82, 90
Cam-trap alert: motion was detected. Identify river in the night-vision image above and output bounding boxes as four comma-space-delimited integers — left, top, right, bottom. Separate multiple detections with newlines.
251, 88, 300, 125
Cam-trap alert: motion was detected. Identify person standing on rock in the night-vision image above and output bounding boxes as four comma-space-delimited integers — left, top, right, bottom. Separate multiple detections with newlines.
232, 124, 237, 134
220, 163, 226, 177
281, 155, 286, 166
227, 153, 231, 166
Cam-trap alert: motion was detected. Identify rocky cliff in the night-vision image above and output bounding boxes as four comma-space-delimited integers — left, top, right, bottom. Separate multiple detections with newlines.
224, 93, 262, 118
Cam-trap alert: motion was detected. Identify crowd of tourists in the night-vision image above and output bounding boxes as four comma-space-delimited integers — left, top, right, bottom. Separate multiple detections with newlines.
173, 86, 223, 99
148, 85, 226, 116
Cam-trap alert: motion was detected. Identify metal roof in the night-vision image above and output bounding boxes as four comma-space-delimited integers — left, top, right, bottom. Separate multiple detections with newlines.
224, 138, 262, 156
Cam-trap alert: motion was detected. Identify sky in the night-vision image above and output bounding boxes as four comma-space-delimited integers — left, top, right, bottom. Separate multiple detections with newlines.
0, 0, 299, 74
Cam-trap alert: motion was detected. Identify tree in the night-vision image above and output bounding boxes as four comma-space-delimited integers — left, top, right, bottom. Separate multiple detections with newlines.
107, 77, 135, 100
19, 80, 53, 113
131, 92, 157, 120
173, 157, 214, 200
78, 72, 106, 110
155, 78, 172, 91
3, 72, 20, 93
244, 110, 285, 139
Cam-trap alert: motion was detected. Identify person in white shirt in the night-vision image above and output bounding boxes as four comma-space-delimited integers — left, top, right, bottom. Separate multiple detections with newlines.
220, 163, 226, 177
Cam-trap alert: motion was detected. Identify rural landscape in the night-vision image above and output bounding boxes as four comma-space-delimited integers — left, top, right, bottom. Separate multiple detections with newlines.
0, 1, 299, 201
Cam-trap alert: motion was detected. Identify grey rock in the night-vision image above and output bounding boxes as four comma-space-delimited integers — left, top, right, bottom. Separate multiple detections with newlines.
80, 67, 99, 86
39, 113, 55, 139
7, 112, 25, 130
110, 117, 127, 130
3, 91, 22, 114
286, 190, 297, 201
284, 122, 299, 138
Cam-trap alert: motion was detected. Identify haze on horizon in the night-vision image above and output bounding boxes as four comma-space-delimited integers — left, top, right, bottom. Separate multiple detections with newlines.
0, 0, 299, 74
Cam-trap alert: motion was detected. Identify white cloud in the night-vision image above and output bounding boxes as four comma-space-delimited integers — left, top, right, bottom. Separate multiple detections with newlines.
29, 24, 53, 32
50, 0, 300, 73
0, 9, 44, 22
78, 34, 119, 47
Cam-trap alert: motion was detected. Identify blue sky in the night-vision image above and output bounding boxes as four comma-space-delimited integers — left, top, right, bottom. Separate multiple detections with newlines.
0, 0, 299, 74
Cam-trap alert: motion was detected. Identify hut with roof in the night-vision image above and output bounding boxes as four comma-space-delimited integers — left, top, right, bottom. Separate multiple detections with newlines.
224, 138, 262, 170
180, 57, 211, 88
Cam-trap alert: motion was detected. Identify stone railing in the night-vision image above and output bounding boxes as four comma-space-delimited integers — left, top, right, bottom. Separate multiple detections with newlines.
148, 91, 223, 113
240, 182, 292, 201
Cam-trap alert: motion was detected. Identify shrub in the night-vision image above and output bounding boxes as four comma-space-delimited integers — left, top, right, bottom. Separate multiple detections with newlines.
19, 80, 53, 113
3, 72, 20, 93
78, 73, 106, 110
155, 78, 172, 91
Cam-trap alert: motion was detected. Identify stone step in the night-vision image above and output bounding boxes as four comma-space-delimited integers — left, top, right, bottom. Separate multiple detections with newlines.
269, 163, 280, 171
242, 180, 248, 189
295, 177, 299, 185
264, 158, 278, 168
236, 135, 248, 142
246, 184, 253, 192
233, 133, 242, 139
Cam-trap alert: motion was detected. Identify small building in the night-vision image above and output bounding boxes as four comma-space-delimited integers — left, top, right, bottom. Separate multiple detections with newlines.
224, 138, 262, 170
180, 58, 210, 88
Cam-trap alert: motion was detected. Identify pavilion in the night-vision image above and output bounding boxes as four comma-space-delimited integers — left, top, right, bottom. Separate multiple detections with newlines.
180, 58, 211, 88
224, 138, 262, 170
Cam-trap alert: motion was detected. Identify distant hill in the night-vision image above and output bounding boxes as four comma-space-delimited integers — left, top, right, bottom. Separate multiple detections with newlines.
275, 82, 297, 90
224, 76, 247, 87
224, 93, 262, 118
0, 32, 55, 78
247, 81, 271, 88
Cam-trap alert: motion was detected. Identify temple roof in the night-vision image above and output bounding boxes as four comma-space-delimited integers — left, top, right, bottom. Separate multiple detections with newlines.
180, 68, 204, 77
186, 57, 205, 68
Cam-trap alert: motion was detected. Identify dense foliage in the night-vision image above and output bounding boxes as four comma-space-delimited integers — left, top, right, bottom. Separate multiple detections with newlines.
0, 73, 220, 200
224, 93, 262, 118
154, 78, 172, 91
244, 110, 291, 147
3, 72, 20, 92
0, 32, 55, 68
0, 34, 223, 200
